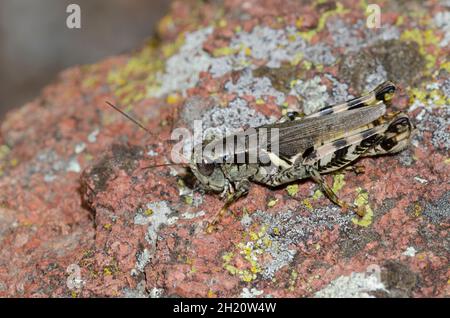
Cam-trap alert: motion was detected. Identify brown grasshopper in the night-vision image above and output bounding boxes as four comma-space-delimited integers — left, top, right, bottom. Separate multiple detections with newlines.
106, 81, 414, 227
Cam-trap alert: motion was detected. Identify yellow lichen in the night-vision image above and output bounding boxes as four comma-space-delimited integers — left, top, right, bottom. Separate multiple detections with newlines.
440, 61, 450, 73
273, 227, 281, 236
207, 290, 216, 298
144, 208, 154, 216
290, 52, 304, 66
286, 184, 299, 197
298, 2, 349, 42
400, 29, 441, 71
184, 196, 194, 205
222, 225, 275, 282
351, 188, 373, 227
166, 93, 181, 105
289, 270, 298, 288
103, 267, 113, 276
0, 145, 10, 160
212, 46, 238, 57
413, 202, 422, 217
302, 198, 313, 210
312, 189, 323, 200
107, 33, 184, 105
332, 173, 346, 193
255, 98, 265, 105
409, 86, 449, 109
267, 198, 278, 208
218, 19, 227, 28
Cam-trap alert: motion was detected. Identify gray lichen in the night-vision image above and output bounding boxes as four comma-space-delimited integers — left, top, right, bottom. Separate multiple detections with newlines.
224, 68, 286, 104
200, 98, 274, 142
422, 191, 450, 224
247, 207, 351, 279
328, 19, 400, 53
152, 25, 336, 98
415, 106, 450, 151
314, 270, 387, 298
144, 201, 178, 246
153, 27, 214, 97
434, 11, 450, 47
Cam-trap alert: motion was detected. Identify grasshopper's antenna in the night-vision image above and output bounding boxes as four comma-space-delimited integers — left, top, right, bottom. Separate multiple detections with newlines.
141, 162, 188, 169
105, 101, 152, 135
104, 101, 193, 167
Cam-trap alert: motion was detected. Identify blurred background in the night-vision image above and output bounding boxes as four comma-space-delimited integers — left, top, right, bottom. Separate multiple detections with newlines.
0, 0, 170, 119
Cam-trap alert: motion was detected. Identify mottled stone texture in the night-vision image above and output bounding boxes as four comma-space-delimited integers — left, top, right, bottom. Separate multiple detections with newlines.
0, 0, 449, 297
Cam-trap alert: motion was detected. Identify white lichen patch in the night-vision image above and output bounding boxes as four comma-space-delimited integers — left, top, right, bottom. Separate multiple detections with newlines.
364, 63, 388, 92
141, 201, 178, 247
152, 27, 214, 97
240, 287, 264, 298
224, 68, 286, 104
135, 248, 151, 272
150, 25, 336, 97
181, 210, 205, 220
200, 98, 274, 142
66, 158, 81, 173
212, 26, 335, 76
31, 150, 84, 182
290, 75, 354, 115
414, 176, 428, 184
434, 11, 450, 47
314, 270, 387, 298
402, 246, 417, 257
324, 74, 354, 105
149, 287, 164, 298
290, 76, 330, 115
74, 142, 86, 154
123, 280, 149, 298
146, 149, 158, 157
414, 105, 450, 151
328, 19, 400, 53
87, 128, 99, 143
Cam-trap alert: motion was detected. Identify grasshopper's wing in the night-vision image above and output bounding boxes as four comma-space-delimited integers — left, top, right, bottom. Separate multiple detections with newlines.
305, 81, 396, 118
260, 102, 386, 161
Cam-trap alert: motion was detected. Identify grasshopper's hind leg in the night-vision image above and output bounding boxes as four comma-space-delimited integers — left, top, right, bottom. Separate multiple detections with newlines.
308, 169, 366, 216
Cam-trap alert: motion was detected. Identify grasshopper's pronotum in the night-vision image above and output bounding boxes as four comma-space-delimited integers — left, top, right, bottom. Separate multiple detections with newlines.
106, 81, 415, 228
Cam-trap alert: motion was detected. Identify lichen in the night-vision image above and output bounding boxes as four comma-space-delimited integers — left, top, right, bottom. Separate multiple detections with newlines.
290, 76, 329, 115
144, 201, 177, 247
329, 19, 400, 53
314, 269, 386, 298
224, 68, 286, 104
223, 207, 352, 281
351, 188, 374, 227
286, 184, 299, 197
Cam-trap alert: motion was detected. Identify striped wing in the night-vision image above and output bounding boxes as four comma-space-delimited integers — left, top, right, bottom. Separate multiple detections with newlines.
261, 102, 386, 160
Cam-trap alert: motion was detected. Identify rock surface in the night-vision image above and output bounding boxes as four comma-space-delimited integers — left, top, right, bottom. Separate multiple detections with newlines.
0, 0, 449, 297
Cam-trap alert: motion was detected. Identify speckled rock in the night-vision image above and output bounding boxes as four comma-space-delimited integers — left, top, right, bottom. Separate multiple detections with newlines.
0, 0, 449, 297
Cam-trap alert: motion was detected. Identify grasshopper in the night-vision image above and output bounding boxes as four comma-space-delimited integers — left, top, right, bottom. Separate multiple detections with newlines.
106, 81, 414, 228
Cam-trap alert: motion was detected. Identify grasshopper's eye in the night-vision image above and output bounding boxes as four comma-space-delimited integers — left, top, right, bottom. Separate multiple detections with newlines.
196, 162, 215, 176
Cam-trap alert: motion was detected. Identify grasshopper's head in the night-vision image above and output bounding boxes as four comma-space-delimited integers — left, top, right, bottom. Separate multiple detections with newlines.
189, 150, 226, 193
